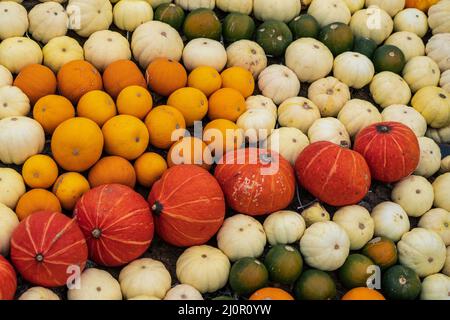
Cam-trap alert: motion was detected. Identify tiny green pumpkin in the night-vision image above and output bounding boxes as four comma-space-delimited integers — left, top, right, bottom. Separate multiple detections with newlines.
318, 22, 354, 57
264, 245, 303, 285
372, 45, 406, 74
294, 269, 336, 300
382, 265, 422, 300
338, 254, 375, 289
289, 14, 320, 40
223, 13, 255, 43
256, 20, 293, 58
154, 3, 186, 30
229, 257, 269, 296
353, 37, 378, 58
183, 8, 222, 41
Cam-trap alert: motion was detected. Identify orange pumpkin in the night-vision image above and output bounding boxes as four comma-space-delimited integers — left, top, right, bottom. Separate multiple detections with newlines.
146, 58, 187, 97
14, 64, 57, 105
221, 67, 255, 98
188, 66, 222, 96
405, 0, 439, 11
77, 90, 117, 126
117, 85, 153, 119
102, 60, 146, 99
134, 152, 168, 187
203, 119, 244, 155
208, 88, 246, 122
88, 156, 136, 188
145, 105, 186, 149
22, 154, 58, 189
341, 288, 386, 300
167, 87, 208, 126
249, 288, 295, 301
57, 60, 103, 103
15, 189, 62, 221
33, 95, 75, 134
167, 136, 213, 170
52, 172, 90, 211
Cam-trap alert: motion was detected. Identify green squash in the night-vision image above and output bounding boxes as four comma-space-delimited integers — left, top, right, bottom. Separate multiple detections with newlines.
362, 236, 398, 270
229, 257, 269, 296
289, 14, 320, 40
338, 254, 374, 289
183, 8, 222, 41
382, 265, 421, 300
294, 269, 336, 300
318, 22, 354, 57
372, 45, 406, 74
256, 20, 293, 57
264, 245, 303, 285
353, 37, 378, 59
223, 13, 255, 43
154, 3, 185, 31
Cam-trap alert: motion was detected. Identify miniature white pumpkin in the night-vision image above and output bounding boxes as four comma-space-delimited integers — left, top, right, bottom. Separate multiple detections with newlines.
441, 156, 450, 174
253, 0, 300, 23
0, 86, 30, 120
426, 33, 450, 73
0, 1, 28, 40
226, 40, 267, 78
258, 65, 300, 105
385, 31, 425, 62
146, 0, 172, 8
67, 0, 113, 37
245, 95, 277, 119
164, 284, 203, 300
337, 99, 382, 138
381, 104, 427, 137
175, 0, 215, 10
265, 127, 310, 165
300, 221, 350, 271
371, 201, 410, 242
19, 287, 60, 300
277, 97, 321, 134
0, 203, 19, 256
119, 258, 172, 299
217, 214, 267, 261
131, 20, 184, 68
307, 0, 351, 27
370, 71, 412, 108
398, 228, 447, 277
393, 8, 428, 38
0, 168, 25, 209
0, 65, 12, 88
441, 70, 450, 93
28, 2, 68, 44
420, 273, 450, 300
443, 247, 450, 276
237, 109, 276, 143
308, 77, 351, 117
113, 0, 153, 32
216, 0, 252, 14
414, 137, 442, 178
176, 245, 231, 293
301, 203, 331, 227
433, 173, 450, 212
426, 124, 450, 144
418, 208, 450, 246
263, 210, 306, 246
183, 38, 227, 72
285, 38, 334, 83
365, 0, 405, 17
343, 0, 365, 13
128, 295, 161, 300
333, 52, 375, 89
42, 36, 85, 73
350, 6, 393, 45
402, 56, 441, 93
308, 117, 351, 148
391, 175, 434, 218
428, 0, 450, 35
0, 37, 43, 74
68, 268, 122, 300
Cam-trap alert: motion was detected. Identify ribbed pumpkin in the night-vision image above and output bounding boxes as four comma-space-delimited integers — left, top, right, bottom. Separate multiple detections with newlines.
354, 122, 420, 183
103, 60, 146, 99
214, 148, 295, 216
148, 165, 225, 247
88, 156, 136, 188
145, 58, 187, 97
10, 211, 88, 287
295, 141, 371, 207
0, 255, 16, 300
13, 64, 57, 105
74, 184, 154, 267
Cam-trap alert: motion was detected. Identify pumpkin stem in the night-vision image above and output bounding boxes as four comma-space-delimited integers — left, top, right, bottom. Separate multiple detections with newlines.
35, 253, 44, 262
376, 125, 391, 133
92, 228, 102, 239
152, 201, 164, 215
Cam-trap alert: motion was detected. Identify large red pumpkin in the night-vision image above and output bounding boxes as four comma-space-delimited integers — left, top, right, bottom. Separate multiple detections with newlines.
10, 211, 88, 287
353, 122, 420, 183
148, 165, 225, 247
74, 184, 154, 267
0, 255, 16, 300
214, 148, 296, 216
295, 141, 371, 206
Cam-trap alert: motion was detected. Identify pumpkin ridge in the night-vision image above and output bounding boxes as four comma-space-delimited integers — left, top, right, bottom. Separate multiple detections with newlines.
361, 132, 379, 156
100, 233, 152, 246
160, 209, 224, 224
159, 172, 205, 203
95, 185, 108, 227
389, 135, 407, 176
159, 218, 207, 241
25, 217, 39, 255
45, 217, 78, 256
8, 246, 34, 261
96, 239, 126, 265
164, 197, 223, 210
45, 238, 86, 260
319, 148, 343, 198
302, 143, 335, 173
101, 207, 149, 233
39, 211, 57, 252
100, 191, 129, 228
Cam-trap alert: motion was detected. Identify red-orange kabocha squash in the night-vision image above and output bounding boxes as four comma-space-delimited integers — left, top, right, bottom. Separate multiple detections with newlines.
214, 148, 296, 216
148, 165, 225, 247
295, 141, 371, 207
0, 255, 17, 300
353, 122, 420, 183
74, 184, 154, 267
10, 211, 88, 288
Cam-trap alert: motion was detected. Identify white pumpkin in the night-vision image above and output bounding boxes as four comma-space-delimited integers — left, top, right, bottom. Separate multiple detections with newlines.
385, 31, 425, 62
68, 268, 122, 300
67, 0, 113, 37
19, 287, 60, 300
176, 245, 231, 293
0, 86, 30, 120
308, 77, 351, 117
433, 173, 450, 211
398, 228, 446, 277
343, 0, 365, 13
263, 210, 306, 246
0, 1, 28, 40
146, 0, 172, 8
381, 104, 427, 137
365, 0, 405, 16
217, 214, 267, 261
308, 117, 351, 148
245, 95, 277, 119
418, 208, 450, 246
265, 127, 310, 165
420, 273, 450, 300
307, 0, 351, 27
164, 284, 203, 300
0, 202, 19, 256
300, 221, 350, 271
0, 37, 43, 74
402, 56, 441, 93
391, 175, 434, 218
370, 71, 412, 108
426, 124, 450, 144
393, 8, 428, 38
216, 0, 252, 14
113, 0, 153, 32
0, 117, 45, 165
426, 33, 450, 73
285, 38, 334, 83
0, 65, 12, 88
28, 2, 68, 44
183, 38, 227, 72
119, 258, 171, 299
301, 202, 331, 227
42, 36, 85, 73
237, 109, 276, 143
257, 65, 300, 105
253, 0, 300, 23
337, 99, 382, 137
371, 201, 410, 242
414, 137, 442, 178
0, 168, 25, 209
428, 0, 450, 35
441, 156, 450, 174
443, 247, 450, 276
128, 295, 161, 300
175, 0, 215, 10
333, 52, 375, 89
131, 21, 184, 68
277, 97, 321, 134
350, 6, 393, 44
226, 40, 267, 78
441, 70, 450, 93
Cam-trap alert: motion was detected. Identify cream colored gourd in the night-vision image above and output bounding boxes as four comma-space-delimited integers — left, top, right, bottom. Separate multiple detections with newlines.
216, 0, 252, 14
307, 0, 351, 27
19, 287, 60, 300
253, 0, 300, 23
67, 0, 113, 37
176, 245, 230, 293
343, 0, 364, 13
441, 70, 450, 93
0, 86, 30, 120
226, 40, 267, 78
132, 21, 184, 68
426, 124, 450, 144
403, 56, 441, 93
394, 8, 428, 38
0, 117, 45, 165
0, 203, 19, 256
217, 214, 267, 261
146, 0, 172, 8
301, 203, 330, 227
245, 95, 277, 119
332, 205, 375, 250
277, 97, 321, 134
337, 99, 382, 138
426, 33, 450, 73
381, 104, 427, 137
433, 173, 450, 211
68, 268, 122, 300
285, 38, 334, 83
420, 273, 450, 300
128, 295, 161, 300
175, 0, 215, 10
0, 65, 13, 89
333, 52, 375, 89
265, 128, 310, 165
258, 65, 300, 105
365, 0, 405, 17
308, 77, 351, 117
263, 210, 306, 246
0, 168, 25, 209
113, 0, 153, 32
0, 1, 28, 40
183, 38, 227, 72
428, 0, 450, 35
28, 2, 68, 44
308, 117, 351, 148
237, 109, 276, 143
412, 86, 450, 129
370, 72, 411, 108
414, 137, 442, 178
418, 208, 450, 246
164, 284, 203, 300
371, 201, 410, 242
42, 36, 84, 73
300, 221, 350, 271
385, 32, 425, 62
398, 228, 446, 277
441, 156, 450, 173
0, 37, 43, 74
391, 175, 434, 218
350, 6, 393, 44
443, 247, 450, 276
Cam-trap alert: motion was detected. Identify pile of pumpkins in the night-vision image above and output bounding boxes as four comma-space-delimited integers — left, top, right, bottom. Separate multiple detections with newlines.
0, 0, 450, 301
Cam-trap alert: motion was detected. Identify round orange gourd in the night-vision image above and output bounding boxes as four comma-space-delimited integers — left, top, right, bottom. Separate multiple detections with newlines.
51, 117, 104, 172
15, 189, 61, 221
52, 172, 90, 211
221, 67, 255, 98
145, 105, 186, 149
88, 156, 136, 188
13, 64, 57, 105
57, 60, 103, 103
145, 58, 187, 97
167, 87, 208, 127
249, 288, 295, 301
405, 0, 439, 12
77, 90, 117, 126
134, 152, 168, 187
203, 119, 244, 155
188, 66, 222, 96
341, 287, 386, 300
102, 115, 149, 160
22, 154, 58, 189
116, 85, 153, 119
33, 95, 75, 134
208, 88, 246, 122
167, 136, 213, 170
102, 60, 146, 99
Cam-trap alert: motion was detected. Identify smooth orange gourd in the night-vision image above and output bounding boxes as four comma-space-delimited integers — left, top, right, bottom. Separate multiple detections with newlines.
208, 88, 246, 122
103, 60, 146, 99
221, 66, 255, 98
405, 0, 439, 11
188, 66, 222, 96
14, 64, 57, 105
22, 155, 58, 189
145, 105, 186, 149
146, 58, 187, 97
167, 87, 208, 126
134, 152, 168, 188
167, 136, 213, 170
117, 85, 153, 120
88, 156, 136, 188
52, 172, 91, 211
77, 90, 117, 126
15, 189, 62, 221
33, 95, 75, 134
249, 288, 295, 300
341, 288, 386, 300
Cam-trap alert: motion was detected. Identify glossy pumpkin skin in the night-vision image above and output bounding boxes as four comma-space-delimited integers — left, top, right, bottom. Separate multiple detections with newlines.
354, 122, 420, 183
74, 184, 154, 267
382, 265, 422, 300
338, 254, 374, 289
183, 8, 222, 41
249, 288, 294, 300
372, 45, 406, 74
341, 287, 385, 300
145, 105, 186, 150
102, 60, 146, 99
223, 13, 255, 43
318, 22, 354, 57
264, 245, 303, 285
21, 154, 59, 189
256, 21, 293, 57
353, 37, 378, 58
148, 165, 225, 247
33, 95, 75, 135
289, 14, 320, 40
294, 269, 336, 300
88, 156, 136, 188
15, 189, 61, 221
13, 64, 57, 104
361, 237, 398, 269
146, 58, 187, 97
229, 258, 269, 296
215, 148, 296, 216
405, 0, 439, 12
10, 211, 88, 287
0, 255, 17, 300
154, 3, 185, 30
